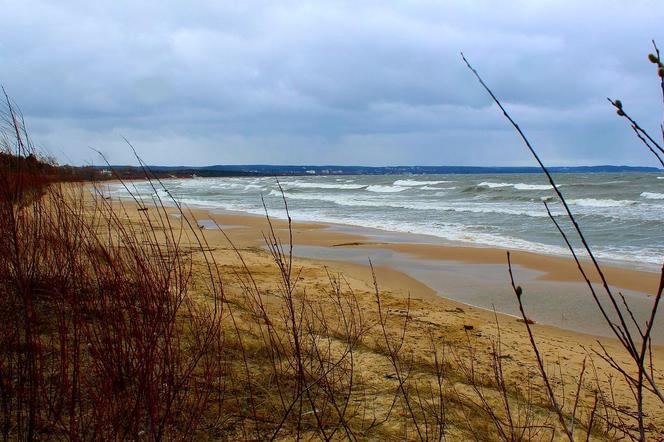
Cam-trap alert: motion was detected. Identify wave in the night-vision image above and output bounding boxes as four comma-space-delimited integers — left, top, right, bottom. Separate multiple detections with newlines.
513, 183, 553, 190
265, 209, 662, 266
104, 175, 664, 265
281, 181, 366, 190
113, 180, 663, 222
478, 182, 553, 190
274, 189, 664, 221
173, 179, 269, 192
293, 213, 573, 255
566, 180, 628, 187
366, 185, 408, 193
569, 198, 637, 208
271, 189, 664, 221
393, 179, 452, 186
243, 184, 265, 191
270, 190, 558, 218
421, 185, 456, 190
107, 179, 664, 267
641, 192, 664, 200
478, 182, 513, 188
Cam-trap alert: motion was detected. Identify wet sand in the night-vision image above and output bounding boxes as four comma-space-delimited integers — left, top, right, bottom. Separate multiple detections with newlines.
168, 201, 662, 342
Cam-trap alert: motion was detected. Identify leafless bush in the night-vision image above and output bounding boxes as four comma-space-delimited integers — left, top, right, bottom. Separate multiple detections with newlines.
0, 93, 224, 439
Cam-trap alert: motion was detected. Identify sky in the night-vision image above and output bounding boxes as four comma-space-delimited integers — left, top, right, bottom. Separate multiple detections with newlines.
1, 0, 663, 167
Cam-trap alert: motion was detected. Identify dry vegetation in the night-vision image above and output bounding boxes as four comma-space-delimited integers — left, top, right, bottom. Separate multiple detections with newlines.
1, 47, 664, 441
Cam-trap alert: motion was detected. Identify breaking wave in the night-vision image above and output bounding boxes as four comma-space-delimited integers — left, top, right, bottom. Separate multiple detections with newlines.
366, 185, 408, 193
393, 179, 452, 186
281, 181, 366, 190
641, 192, 664, 200
479, 182, 554, 190
569, 198, 637, 208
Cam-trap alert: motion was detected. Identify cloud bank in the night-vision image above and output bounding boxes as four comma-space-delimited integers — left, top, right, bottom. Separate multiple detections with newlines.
1, 0, 662, 166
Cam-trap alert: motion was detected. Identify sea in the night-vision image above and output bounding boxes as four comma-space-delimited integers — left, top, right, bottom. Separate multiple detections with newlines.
111, 172, 664, 271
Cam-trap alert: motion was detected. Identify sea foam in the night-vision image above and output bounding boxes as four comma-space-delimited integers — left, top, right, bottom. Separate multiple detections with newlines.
106, 173, 663, 269
479, 182, 553, 190
281, 181, 366, 190
366, 185, 408, 193
569, 198, 637, 208
478, 182, 513, 188
641, 192, 664, 200
393, 179, 452, 186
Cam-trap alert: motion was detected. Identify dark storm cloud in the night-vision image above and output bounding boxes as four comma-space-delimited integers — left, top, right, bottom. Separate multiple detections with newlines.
1, 0, 662, 166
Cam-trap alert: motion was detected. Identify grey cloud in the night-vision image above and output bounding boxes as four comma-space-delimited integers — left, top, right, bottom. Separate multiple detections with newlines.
1, 0, 662, 166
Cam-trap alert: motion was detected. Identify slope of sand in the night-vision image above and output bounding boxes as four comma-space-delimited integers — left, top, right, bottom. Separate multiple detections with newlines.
95, 185, 664, 438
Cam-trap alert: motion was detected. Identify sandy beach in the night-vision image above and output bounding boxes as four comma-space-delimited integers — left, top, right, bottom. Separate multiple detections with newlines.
96, 184, 664, 436
165, 198, 663, 340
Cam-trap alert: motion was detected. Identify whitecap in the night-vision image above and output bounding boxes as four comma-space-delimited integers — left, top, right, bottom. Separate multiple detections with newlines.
513, 183, 554, 190
478, 182, 513, 188
393, 179, 452, 186
271, 191, 556, 218
641, 192, 664, 200
569, 198, 637, 208
366, 185, 408, 193
479, 182, 555, 190
282, 181, 366, 190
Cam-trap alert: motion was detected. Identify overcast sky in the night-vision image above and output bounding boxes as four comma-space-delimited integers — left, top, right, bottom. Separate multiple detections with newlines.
1, 1, 663, 166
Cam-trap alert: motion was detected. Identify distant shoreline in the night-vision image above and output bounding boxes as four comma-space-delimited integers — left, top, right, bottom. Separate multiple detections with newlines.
93, 164, 662, 179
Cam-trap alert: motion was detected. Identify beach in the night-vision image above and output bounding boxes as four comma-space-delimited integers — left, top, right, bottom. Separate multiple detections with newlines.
96, 183, 664, 434
109, 176, 663, 339
116, 173, 664, 269
107, 172, 664, 340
